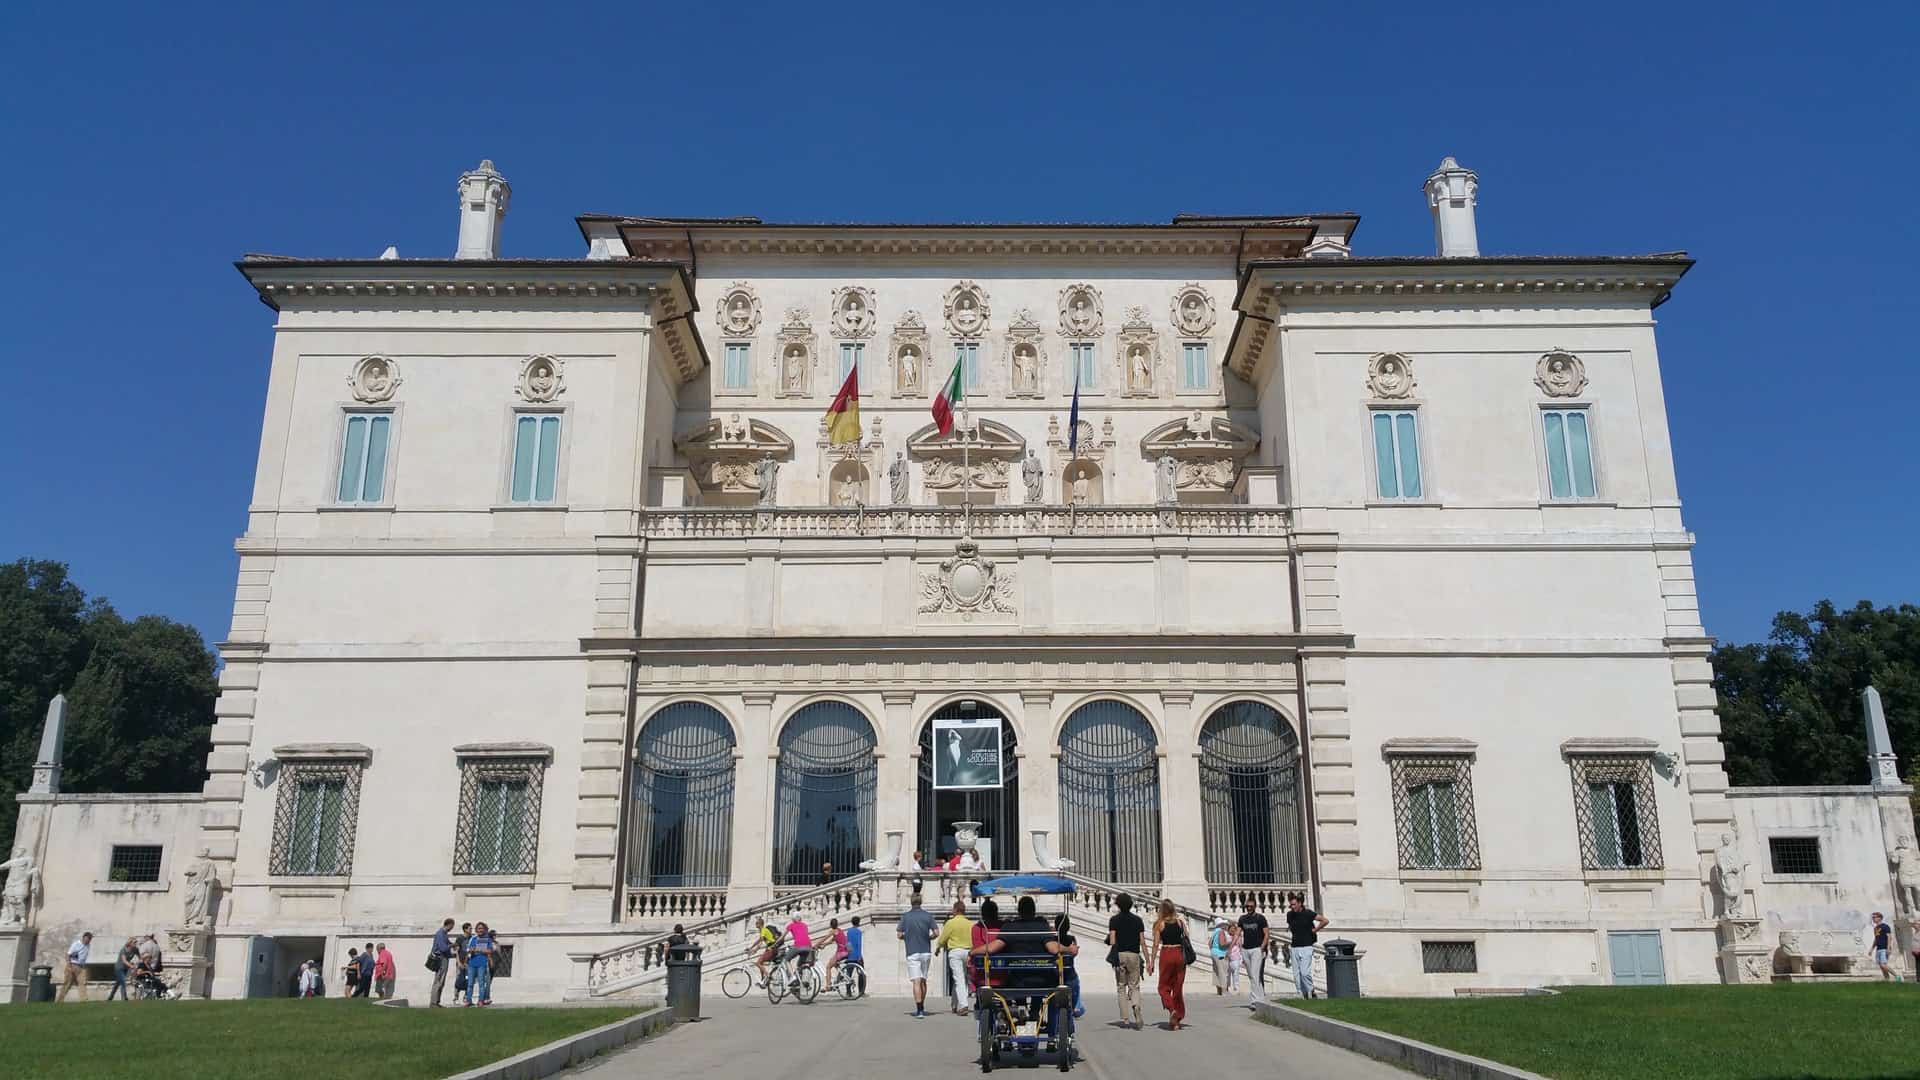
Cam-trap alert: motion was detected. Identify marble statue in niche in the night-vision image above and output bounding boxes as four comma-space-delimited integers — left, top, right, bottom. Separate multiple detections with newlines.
898, 345, 921, 393
783, 345, 808, 393
1013, 344, 1039, 394
1129, 346, 1153, 393
837, 474, 862, 507
1069, 466, 1091, 505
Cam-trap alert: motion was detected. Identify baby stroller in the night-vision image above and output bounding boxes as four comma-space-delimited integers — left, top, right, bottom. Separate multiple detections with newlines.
970, 875, 1078, 1073
132, 967, 176, 1000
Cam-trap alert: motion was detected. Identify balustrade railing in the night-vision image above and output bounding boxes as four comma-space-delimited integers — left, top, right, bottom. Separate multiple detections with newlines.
622, 887, 730, 922
638, 504, 1288, 540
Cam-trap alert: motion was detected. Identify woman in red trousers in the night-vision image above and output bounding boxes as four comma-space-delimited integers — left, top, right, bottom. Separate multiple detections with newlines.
1145, 898, 1188, 1030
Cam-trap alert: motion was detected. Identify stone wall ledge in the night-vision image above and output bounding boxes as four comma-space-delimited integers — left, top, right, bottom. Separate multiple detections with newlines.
1254, 1001, 1548, 1080
448, 1003, 672, 1080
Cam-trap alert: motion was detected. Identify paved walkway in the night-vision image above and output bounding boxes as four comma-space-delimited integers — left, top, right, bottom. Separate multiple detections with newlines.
571, 990, 1409, 1079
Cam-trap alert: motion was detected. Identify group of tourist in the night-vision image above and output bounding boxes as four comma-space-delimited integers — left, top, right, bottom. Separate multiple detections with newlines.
285, 917, 503, 1005
58, 931, 172, 1001
894, 892, 1084, 1025
751, 911, 866, 991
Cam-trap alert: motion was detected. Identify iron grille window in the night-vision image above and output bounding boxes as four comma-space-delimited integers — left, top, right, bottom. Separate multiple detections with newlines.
454, 757, 546, 875
270, 760, 364, 876
491, 944, 514, 978
1568, 755, 1662, 870
1769, 836, 1823, 875
1057, 700, 1163, 884
628, 702, 737, 888
109, 845, 163, 883
1198, 701, 1307, 885
1422, 941, 1477, 974
1388, 756, 1481, 870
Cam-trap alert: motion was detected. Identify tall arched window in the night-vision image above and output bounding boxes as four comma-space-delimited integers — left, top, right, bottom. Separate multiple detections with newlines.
627, 702, 737, 888
1057, 700, 1162, 883
773, 701, 877, 886
1198, 700, 1306, 885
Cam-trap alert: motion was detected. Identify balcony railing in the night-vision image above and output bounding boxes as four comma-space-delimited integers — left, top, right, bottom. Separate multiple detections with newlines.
638, 504, 1289, 539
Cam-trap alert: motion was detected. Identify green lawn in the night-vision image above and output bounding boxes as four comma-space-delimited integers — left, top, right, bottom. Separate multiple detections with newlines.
0, 999, 651, 1080
1292, 984, 1920, 1080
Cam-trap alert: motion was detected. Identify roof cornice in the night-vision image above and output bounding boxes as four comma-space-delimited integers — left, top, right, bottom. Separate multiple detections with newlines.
611, 223, 1319, 262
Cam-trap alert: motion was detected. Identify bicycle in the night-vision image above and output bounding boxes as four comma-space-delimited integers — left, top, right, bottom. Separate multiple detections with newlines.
720, 958, 765, 999
823, 958, 867, 1000
766, 950, 820, 1004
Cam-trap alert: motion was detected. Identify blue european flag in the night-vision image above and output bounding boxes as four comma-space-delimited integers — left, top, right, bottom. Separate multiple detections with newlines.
1068, 367, 1081, 455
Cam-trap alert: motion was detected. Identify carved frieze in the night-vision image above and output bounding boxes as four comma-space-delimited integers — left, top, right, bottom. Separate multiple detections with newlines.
1058, 283, 1104, 339
917, 539, 1016, 622
830, 285, 876, 339
1170, 284, 1216, 338
1535, 349, 1588, 397
1366, 352, 1416, 400
943, 281, 990, 339
717, 282, 761, 337
775, 308, 816, 398
1005, 309, 1045, 398
908, 418, 1026, 493
515, 354, 565, 402
1139, 411, 1260, 492
1116, 306, 1159, 397
890, 311, 930, 397
348, 355, 400, 404
675, 415, 795, 496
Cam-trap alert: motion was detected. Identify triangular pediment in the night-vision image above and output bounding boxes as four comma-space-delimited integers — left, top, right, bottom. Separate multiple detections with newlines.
1139, 412, 1259, 459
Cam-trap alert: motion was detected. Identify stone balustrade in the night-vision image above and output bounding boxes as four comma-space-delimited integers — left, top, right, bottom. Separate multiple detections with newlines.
638, 504, 1289, 540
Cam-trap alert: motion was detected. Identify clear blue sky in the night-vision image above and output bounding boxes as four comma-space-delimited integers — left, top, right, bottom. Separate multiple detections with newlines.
2, 1, 1913, 649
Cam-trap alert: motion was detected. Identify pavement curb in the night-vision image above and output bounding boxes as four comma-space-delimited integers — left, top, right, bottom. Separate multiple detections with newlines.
448, 1004, 675, 1080
1253, 1002, 1548, 1080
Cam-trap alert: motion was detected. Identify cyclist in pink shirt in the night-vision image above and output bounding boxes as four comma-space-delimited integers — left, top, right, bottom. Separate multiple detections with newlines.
784, 915, 813, 959
823, 917, 850, 985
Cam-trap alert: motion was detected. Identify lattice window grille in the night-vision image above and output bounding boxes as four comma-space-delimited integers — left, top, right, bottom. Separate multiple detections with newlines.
1421, 940, 1477, 974
1388, 755, 1481, 870
455, 758, 546, 875
269, 760, 364, 876
1768, 835, 1823, 875
1568, 755, 1662, 870
109, 845, 163, 883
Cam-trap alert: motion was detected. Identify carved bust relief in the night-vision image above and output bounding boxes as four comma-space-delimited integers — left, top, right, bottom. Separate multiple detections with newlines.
348, 355, 401, 404
1366, 353, 1416, 400
1058, 283, 1104, 339
830, 285, 876, 339
1171, 284, 1216, 337
1535, 349, 1588, 397
515, 355, 566, 402
717, 283, 761, 337
944, 281, 990, 339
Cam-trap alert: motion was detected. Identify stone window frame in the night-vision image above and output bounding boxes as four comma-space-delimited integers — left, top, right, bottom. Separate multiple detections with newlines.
1762, 831, 1835, 883
1384, 739, 1482, 872
717, 341, 755, 396
451, 743, 551, 878
1565, 749, 1663, 871
1534, 402, 1606, 504
268, 745, 371, 878
1176, 341, 1213, 396
330, 406, 401, 508
1363, 403, 1435, 505
497, 404, 573, 508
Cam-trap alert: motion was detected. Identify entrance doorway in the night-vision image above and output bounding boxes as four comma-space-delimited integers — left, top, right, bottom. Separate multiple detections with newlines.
916, 699, 1020, 871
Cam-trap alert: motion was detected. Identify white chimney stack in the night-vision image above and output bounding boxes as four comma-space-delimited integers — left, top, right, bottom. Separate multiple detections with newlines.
455, 159, 511, 260
1425, 156, 1480, 258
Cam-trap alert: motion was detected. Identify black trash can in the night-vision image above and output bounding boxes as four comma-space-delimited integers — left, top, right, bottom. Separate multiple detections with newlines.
664, 943, 703, 1020
28, 965, 53, 1002
1322, 939, 1362, 998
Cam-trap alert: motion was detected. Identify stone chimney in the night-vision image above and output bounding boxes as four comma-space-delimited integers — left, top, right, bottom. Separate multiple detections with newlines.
455, 159, 511, 260
1425, 156, 1480, 258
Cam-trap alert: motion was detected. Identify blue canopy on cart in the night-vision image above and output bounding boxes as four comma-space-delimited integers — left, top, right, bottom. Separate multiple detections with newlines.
967, 873, 1077, 897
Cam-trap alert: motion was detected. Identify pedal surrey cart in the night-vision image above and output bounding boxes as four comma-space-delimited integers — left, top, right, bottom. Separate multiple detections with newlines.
968, 874, 1079, 1073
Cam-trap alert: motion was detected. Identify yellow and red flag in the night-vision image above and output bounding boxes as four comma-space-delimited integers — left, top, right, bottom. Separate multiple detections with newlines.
824, 365, 861, 445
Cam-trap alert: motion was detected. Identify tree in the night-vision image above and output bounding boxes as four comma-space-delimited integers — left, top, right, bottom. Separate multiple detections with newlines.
0, 559, 217, 853
1713, 600, 1920, 789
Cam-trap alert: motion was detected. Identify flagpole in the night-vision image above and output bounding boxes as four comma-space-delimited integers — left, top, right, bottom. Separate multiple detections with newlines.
961, 392, 972, 537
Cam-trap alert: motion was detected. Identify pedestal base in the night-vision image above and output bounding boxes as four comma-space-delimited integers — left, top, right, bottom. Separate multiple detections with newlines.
0, 928, 38, 1003
165, 929, 214, 999
1716, 918, 1771, 984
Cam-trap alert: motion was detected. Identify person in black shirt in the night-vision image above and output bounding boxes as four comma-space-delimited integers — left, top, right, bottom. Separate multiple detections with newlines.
1055, 914, 1084, 1019
1106, 893, 1146, 1029
1284, 893, 1328, 999
1236, 900, 1271, 1006
981, 896, 1070, 1046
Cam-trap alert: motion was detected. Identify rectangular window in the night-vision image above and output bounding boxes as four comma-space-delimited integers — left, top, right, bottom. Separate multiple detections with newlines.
1071, 343, 1096, 388
722, 343, 751, 389
958, 343, 980, 389
454, 757, 546, 875
837, 343, 865, 387
336, 413, 391, 503
1768, 836, 1823, 875
1569, 756, 1662, 870
1371, 409, 1423, 499
269, 759, 365, 877
509, 413, 562, 504
1421, 941, 1478, 974
108, 845, 163, 883
1542, 408, 1597, 499
1389, 755, 1481, 870
1181, 343, 1209, 390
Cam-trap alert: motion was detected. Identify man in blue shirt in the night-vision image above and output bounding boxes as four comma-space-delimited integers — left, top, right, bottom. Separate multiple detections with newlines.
429, 917, 457, 1006
846, 916, 866, 995
354, 940, 375, 998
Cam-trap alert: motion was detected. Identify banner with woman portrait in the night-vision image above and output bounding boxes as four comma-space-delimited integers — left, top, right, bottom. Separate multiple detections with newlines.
931, 715, 1004, 790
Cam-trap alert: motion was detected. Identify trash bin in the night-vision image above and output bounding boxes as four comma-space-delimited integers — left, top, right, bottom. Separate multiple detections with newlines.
664, 943, 703, 1020
28, 965, 53, 1002
1322, 939, 1362, 998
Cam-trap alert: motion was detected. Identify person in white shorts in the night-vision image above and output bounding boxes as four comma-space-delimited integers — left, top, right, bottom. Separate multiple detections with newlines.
897, 892, 940, 1018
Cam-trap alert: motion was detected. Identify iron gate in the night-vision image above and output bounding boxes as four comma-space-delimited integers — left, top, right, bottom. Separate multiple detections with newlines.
917, 700, 1020, 867
773, 701, 878, 886
627, 702, 737, 888
1197, 700, 1307, 885
1057, 700, 1162, 883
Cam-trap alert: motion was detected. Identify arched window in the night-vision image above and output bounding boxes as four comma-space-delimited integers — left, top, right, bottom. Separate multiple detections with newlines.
1057, 700, 1162, 883
627, 702, 736, 888
773, 701, 877, 886
1198, 701, 1306, 885
916, 699, 1020, 870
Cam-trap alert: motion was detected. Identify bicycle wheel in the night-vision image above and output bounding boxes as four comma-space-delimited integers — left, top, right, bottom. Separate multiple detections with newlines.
767, 969, 788, 1003
721, 966, 752, 999
840, 962, 865, 999
794, 966, 820, 1004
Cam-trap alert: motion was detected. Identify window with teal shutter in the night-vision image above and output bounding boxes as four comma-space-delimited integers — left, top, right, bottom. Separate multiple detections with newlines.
1543, 408, 1597, 499
722, 343, 751, 389
1371, 410, 1423, 499
1181, 343, 1208, 389
838, 343, 865, 386
336, 413, 391, 503
509, 413, 562, 504
958, 343, 980, 389
1070, 343, 1096, 388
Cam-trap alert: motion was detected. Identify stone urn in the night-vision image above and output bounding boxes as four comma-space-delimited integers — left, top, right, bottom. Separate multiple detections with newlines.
953, 821, 983, 854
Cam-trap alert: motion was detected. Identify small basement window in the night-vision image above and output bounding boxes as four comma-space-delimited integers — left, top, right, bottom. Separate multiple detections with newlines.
1421, 941, 1477, 974
491, 944, 515, 978
1768, 836, 1823, 875
109, 845, 163, 883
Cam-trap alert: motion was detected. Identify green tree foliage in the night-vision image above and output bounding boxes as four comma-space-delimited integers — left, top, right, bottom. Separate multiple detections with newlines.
0, 559, 217, 851
1713, 600, 1920, 789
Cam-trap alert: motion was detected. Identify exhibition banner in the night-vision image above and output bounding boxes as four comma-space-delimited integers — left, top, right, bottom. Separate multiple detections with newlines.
932, 715, 1003, 790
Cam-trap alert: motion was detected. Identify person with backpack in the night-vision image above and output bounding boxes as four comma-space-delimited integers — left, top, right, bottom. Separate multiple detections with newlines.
428, 918, 457, 1006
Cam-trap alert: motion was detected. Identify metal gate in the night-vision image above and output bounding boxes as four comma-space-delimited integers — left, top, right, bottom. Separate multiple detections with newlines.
1198, 701, 1307, 885
627, 702, 737, 888
773, 701, 878, 886
1057, 700, 1162, 883
917, 700, 1020, 867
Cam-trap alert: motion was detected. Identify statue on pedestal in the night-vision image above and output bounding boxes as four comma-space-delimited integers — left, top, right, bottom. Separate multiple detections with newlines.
756, 457, 779, 507
0, 849, 40, 927
888, 452, 909, 505
1712, 831, 1748, 919
1155, 455, 1176, 504
182, 847, 219, 929
1891, 837, 1920, 915
1022, 451, 1043, 504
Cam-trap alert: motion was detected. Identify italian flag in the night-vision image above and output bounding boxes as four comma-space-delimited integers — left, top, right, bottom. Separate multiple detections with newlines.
823, 366, 861, 445
931, 358, 964, 437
